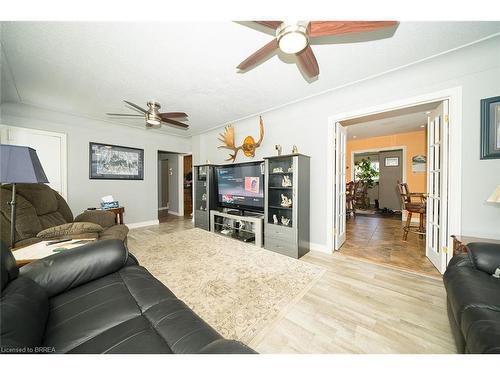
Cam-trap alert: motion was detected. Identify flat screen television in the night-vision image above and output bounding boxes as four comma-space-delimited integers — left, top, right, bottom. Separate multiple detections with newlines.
215, 161, 264, 212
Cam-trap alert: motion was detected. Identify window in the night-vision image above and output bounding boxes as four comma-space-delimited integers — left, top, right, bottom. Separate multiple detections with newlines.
354, 159, 380, 182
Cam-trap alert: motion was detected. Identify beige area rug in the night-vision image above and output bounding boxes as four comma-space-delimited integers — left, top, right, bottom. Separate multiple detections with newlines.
131, 228, 325, 344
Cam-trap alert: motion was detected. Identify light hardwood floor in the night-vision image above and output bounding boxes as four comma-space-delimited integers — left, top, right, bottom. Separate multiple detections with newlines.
128, 215, 455, 354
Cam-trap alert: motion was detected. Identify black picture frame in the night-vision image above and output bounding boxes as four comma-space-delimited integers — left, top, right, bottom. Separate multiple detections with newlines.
89, 142, 144, 180
480, 95, 500, 159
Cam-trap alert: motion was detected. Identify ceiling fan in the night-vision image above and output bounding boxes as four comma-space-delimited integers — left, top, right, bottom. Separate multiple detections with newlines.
106, 100, 189, 129
237, 21, 398, 79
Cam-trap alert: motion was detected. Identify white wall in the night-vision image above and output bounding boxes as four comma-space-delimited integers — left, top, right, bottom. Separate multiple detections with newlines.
1, 103, 191, 224
193, 36, 500, 249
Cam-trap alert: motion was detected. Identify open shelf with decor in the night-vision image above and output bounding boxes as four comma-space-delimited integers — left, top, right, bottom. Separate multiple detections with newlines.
264, 154, 310, 259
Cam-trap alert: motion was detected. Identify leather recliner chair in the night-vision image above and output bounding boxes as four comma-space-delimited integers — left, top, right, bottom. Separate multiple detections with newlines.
443, 242, 500, 354
0, 240, 256, 354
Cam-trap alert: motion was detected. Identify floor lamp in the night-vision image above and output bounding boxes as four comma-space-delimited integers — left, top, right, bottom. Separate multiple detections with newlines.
0, 144, 49, 248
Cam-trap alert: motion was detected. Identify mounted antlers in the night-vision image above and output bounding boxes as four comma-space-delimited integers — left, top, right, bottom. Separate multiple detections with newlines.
218, 116, 265, 162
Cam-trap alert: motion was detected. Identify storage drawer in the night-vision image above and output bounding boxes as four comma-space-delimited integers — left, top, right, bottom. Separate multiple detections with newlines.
264, 237, 298, 258
265, 223, 296, 242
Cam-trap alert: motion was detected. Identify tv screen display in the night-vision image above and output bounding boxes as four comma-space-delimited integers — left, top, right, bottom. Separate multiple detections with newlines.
215, 162, 264, 212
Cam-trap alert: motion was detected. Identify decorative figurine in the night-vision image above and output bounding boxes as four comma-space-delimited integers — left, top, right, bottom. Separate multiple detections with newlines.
201, 193, 207, 201
217, 117, 265, 162
287, 166, 293, 173
282, 175, 292, 187
292, 145, 299, 154
273, 167, 284, 173
273, 214, 278, 224
280, 194, 292, 208
281, 216, 290, 226
275, 144, 282, 156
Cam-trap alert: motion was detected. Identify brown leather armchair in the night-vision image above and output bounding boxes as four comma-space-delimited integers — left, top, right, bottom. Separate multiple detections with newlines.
1, 183, 128, 248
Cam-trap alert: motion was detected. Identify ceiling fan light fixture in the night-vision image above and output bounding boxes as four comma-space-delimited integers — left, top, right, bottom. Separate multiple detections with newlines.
146, 112, 161, 126
276, 21, 309, 54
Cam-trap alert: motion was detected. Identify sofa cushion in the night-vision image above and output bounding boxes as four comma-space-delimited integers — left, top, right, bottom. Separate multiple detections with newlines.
75, 211, 116, 229
99, 225, 129, 242
38, 212, 68, 231
37, 222, 104, 240
42, 265, 222, 354
444, 265, 500, 326
15, 184, 59, 216
0, 276, 49, 351
460, 307, 500, 353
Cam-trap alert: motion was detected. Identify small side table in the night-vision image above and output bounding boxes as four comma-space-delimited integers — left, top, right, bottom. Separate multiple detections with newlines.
451, 235, 500, 256
97, 207, 125, 224
12, 239, 96, 267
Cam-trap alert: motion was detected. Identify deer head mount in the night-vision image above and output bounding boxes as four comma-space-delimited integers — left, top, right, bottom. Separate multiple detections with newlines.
217, 116, 265, 162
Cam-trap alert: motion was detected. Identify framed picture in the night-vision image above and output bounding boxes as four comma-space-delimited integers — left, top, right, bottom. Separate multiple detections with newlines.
89, 142, 144, 180
384, 157, 399, 167
480, 95, 500, 159
412, 154, 427, 173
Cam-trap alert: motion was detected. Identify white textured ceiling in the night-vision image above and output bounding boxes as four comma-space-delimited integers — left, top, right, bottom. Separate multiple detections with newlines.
1, 21, 500, 136
345, 102, 440, 140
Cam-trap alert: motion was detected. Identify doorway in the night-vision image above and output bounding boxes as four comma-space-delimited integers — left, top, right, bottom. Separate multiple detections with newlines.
183, 154, 193, 217
158, 151, 182, 221
329, 89, 462, 275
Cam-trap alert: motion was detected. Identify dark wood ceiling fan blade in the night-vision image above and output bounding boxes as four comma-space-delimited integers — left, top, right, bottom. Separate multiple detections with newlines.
254, 21, 282, 29
123, 100, 148, 113
161, 118, 189, 129
296, 45, 319, 78
309, 21, 398, 38
159, 112, 188, 119
106, 113, 144, 117
237, 39, 278, 71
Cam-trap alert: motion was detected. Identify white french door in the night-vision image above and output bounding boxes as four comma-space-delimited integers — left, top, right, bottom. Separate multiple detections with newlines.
426, 101, 449, 273
334, 122, 347, 250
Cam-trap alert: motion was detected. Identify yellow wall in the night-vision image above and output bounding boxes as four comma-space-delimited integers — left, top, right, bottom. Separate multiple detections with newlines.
346, 129, 428, 193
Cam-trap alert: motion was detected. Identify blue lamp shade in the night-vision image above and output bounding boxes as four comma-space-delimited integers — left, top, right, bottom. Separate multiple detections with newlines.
0, 144, 49, 183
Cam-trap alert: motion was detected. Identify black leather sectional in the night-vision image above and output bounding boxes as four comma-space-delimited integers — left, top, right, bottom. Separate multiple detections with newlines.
443, 242, 500, 354
0, 240, 255, 354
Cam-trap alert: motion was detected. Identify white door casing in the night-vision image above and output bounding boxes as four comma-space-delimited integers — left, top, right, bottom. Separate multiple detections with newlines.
425, 101, 449, 274
334, 122, 347, 250
0, 125, 67, 199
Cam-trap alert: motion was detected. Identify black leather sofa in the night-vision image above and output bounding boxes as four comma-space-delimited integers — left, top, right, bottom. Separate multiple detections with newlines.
443, 242, 500, 354
0, 240, 256, 354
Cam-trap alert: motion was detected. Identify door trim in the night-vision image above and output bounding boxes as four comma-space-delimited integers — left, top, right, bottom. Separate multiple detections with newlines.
0, 125, 68, 199
327, 86, 462, 269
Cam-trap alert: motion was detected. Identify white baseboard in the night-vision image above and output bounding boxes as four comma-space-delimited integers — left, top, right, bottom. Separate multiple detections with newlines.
168, 210, 183, 217
158, 207, 168, 211
309, 241, 330, 254
127, 219, 160, 229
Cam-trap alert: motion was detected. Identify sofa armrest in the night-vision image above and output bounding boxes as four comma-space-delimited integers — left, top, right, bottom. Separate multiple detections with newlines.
197, 339, 257, 354
20, 239, 128, 297
74, 210, 116, 228
467, 242, 500, 275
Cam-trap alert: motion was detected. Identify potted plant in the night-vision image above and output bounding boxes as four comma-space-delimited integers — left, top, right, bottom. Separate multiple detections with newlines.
354, 158, 379, 209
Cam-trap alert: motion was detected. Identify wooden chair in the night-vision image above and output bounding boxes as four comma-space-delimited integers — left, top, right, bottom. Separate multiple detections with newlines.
397, 181, 426, 241
346, 181, 356, 217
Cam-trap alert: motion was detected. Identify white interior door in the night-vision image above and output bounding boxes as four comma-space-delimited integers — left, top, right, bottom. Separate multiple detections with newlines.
426, 101, 449, 274
0, 126, 67, 199
334, 122, 347, 250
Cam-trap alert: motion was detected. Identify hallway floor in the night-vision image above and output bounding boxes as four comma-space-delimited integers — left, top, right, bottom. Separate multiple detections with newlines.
339, 214, 440, 278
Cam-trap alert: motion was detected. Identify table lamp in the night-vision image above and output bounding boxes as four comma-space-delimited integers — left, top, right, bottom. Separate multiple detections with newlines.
0, 144, 49, 248
487, 185, 500, 203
